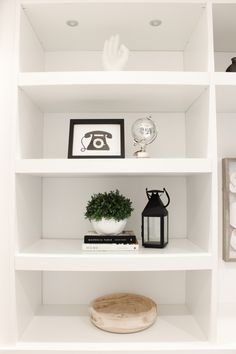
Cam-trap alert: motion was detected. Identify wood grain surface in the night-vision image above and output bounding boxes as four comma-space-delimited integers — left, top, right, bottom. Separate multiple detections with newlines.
89, 292, 157, 333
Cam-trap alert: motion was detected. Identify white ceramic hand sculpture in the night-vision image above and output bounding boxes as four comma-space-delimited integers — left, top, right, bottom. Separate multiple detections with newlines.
102, 34, 129, 71
230, 172, 236, 193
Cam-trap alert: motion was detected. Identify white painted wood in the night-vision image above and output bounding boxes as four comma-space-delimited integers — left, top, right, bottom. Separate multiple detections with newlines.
15, 159, 212, 176
217, 113, 236, 305
213, 3, 236, 53
19, 71, 209, 86
206, 83, 218, 342
216, 110, 236, 346
17, 89, 43, 159
183, 7, 208, 72
18, 304, 206, 344
19, 7, 45, 72
2, 0, 226, 349
217, 303, 236, 345
187, 175, 212, 252
42, 271, 186, 305
217, 113, 236, 159
16, 176, 42, 251
185, 89, 209, 158
45, 51, 184, 72
186, 270, 212, 340
205, 2, 215, 75
0, 0, 18, 346
15, 271, 41, 339
20, 0, 211, 3
18, 72, 209, 113
21, 3, 203, 52
215, 84, 236, 113
12, 347, 236, 353
15, 238, 213, 272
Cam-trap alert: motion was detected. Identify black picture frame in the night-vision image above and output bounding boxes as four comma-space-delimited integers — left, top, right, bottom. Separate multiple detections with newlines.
68, 119, 125, 159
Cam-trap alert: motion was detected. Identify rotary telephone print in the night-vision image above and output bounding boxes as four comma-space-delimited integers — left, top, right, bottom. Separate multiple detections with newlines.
81, 130, 112, 152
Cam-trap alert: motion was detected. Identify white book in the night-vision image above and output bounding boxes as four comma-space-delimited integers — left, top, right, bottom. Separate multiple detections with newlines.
84, 230, 135, 236
82, 241, 139, 251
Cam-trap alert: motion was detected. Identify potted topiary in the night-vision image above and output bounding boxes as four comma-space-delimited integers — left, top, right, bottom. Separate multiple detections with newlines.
85, 190, 133, 235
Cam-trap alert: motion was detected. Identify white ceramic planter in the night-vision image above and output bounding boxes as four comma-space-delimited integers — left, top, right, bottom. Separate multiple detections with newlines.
91, 218, 127, 235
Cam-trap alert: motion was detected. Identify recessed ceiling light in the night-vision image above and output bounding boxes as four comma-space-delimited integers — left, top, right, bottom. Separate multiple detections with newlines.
66, 20, 79, 27
149, 19, 162, 27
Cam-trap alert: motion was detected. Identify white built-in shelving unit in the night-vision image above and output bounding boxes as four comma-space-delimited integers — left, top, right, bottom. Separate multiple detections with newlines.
4, 0, 236, 353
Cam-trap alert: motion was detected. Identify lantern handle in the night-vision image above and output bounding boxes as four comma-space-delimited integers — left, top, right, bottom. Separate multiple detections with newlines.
145, 188, 170, 207
163, 188, 170, 208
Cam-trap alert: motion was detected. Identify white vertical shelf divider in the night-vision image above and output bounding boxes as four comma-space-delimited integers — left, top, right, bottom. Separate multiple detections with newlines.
206, 1, 219, 342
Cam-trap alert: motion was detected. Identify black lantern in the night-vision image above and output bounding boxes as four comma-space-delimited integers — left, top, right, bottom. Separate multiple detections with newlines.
142, 188, 170, 248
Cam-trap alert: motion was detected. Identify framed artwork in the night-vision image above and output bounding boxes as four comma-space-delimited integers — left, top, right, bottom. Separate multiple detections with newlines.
68, 119, 125, 159
222, 158, 236, 261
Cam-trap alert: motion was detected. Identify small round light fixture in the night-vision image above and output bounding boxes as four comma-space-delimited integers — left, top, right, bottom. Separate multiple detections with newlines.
149, 19, 162, 27
66, 20, 79, 27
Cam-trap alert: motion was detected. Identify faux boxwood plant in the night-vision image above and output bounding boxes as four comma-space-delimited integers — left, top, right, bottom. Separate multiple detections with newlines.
85, 190, 133, 221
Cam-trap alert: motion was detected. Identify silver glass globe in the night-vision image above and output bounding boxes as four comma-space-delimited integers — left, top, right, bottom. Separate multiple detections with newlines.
131, 117, 157, 157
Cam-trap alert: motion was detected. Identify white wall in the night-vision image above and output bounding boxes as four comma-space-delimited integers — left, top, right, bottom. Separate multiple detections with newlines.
217, 114, 236, 304
0, 0, 17, 345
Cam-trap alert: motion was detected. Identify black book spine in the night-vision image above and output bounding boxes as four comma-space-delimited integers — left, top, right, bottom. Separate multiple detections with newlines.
84, 235, 136, 244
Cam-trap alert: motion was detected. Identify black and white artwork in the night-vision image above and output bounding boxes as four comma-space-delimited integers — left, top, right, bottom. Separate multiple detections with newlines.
223, 158, 236, 261
68, 119, 125, 158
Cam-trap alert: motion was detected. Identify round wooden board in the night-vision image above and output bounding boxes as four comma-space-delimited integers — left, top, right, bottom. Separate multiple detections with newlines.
89, 292, 157, 333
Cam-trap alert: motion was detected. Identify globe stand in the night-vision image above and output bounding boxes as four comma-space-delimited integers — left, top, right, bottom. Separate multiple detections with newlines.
134, 150, 149, 158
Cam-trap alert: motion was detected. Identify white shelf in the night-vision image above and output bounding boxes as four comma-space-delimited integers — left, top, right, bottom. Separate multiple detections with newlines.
19, 71, 209, 86
15, 158, 212, 177
18, 71, 209, 112
18, 304, 206, 348
15, 238, 213, 271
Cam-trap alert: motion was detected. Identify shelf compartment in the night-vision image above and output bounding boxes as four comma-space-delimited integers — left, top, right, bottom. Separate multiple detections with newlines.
213, 4, 236, 72
18, 304, 206, 347
15, 270, 212, 345
15, 238, 213, 272
15, 158, 212, 177
18, 86, 211, 160
18, 72, 209, 113
15, 174, 213, 255
215, 84, 236, 113
214, 73, 236, 112
19, 3, 209, 72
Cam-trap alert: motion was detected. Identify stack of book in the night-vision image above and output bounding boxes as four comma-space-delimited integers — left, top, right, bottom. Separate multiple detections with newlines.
82, 231, 139, 251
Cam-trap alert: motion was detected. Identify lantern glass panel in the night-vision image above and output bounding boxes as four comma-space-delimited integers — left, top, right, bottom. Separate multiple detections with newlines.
143, 216, 161, 243
164, 215, 168, 244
